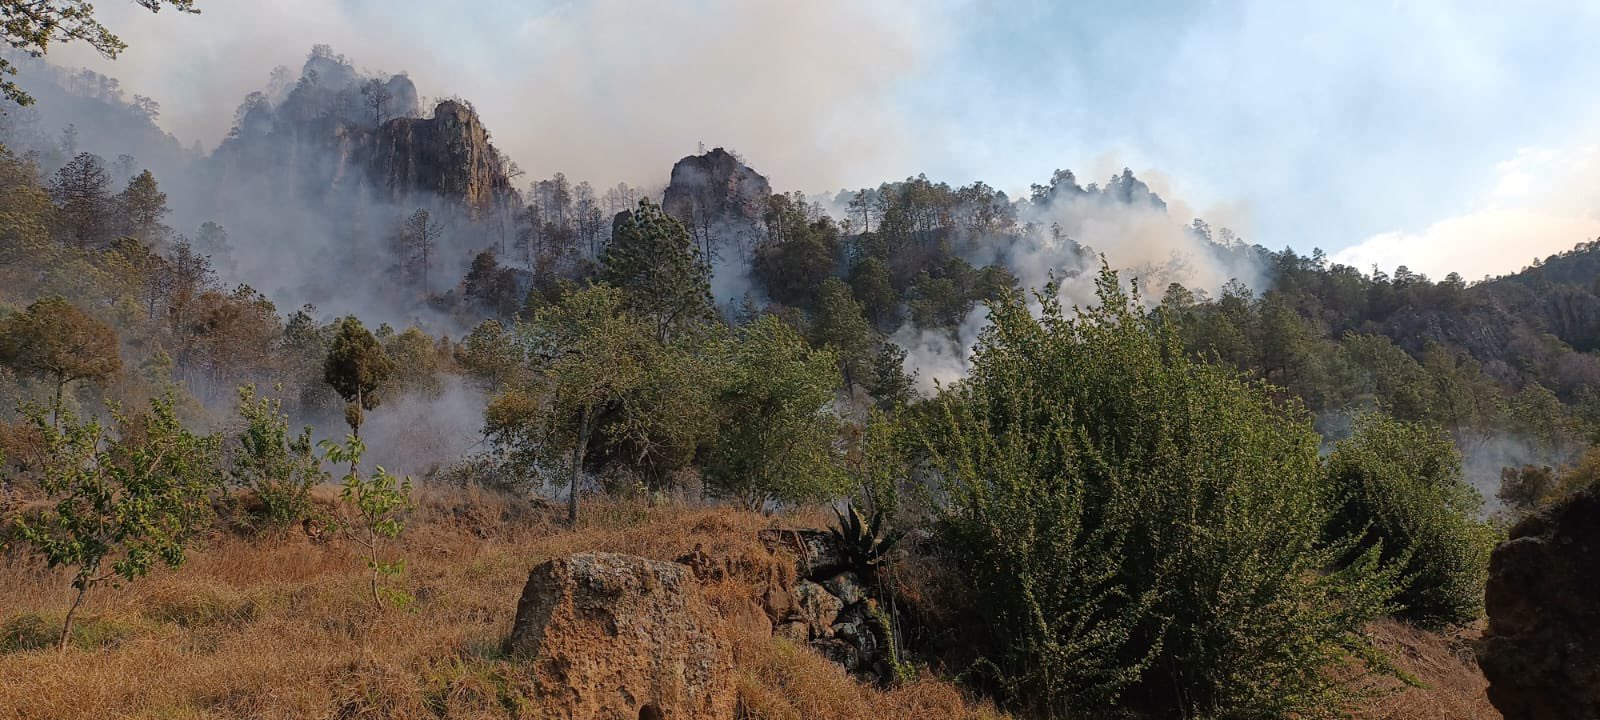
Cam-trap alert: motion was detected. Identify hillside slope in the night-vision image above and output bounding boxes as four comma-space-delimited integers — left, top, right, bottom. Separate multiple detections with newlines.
0, 491, 1496, 720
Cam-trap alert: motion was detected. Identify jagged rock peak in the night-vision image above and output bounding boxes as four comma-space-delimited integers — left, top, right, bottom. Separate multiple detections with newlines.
364, 100, 516, 215
662, 147, 772, 226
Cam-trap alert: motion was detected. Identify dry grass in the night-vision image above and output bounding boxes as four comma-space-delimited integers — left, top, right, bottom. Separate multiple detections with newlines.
0, 488, 1005, 720
0, 486, 1501, 720
1349, 619, 1501, 720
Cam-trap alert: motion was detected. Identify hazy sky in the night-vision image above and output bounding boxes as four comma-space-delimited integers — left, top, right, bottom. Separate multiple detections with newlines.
48, 0, 1600, 281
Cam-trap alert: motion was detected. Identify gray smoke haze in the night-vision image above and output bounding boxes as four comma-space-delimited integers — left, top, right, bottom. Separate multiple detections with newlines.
354, 377, 489, 481
48, 0, 956, 192
894, 172, 1264, 393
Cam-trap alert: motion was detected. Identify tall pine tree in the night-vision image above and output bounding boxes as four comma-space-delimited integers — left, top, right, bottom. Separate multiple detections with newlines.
600, 199, 712, 342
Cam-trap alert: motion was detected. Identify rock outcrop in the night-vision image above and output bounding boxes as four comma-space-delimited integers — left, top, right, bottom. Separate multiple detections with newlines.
759, 529, 899, 684
506, 552, 735, 720
1476, 483, 1600, 719
661, 148, 771, 229
361, 100, 515, 216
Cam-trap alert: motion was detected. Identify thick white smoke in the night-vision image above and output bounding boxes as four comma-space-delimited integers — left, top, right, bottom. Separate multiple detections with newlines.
894, 172, 1262, 393
49, 0, 957, 191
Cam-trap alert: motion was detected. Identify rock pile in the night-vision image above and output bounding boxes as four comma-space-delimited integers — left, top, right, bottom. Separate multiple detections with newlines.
759, 528, 900, 684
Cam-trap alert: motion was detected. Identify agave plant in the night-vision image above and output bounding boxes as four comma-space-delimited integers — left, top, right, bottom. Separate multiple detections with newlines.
828, 502, 905, 577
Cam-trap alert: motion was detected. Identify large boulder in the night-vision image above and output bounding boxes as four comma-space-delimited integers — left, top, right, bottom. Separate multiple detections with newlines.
1477, 483, 1600, 719
506, 552, 735, 720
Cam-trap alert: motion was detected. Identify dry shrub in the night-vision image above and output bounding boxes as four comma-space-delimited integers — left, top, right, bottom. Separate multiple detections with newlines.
732, 628, 1007, 720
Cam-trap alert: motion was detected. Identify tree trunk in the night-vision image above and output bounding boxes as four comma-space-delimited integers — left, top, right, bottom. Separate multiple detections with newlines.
568, 407, 593, 526
52, 371, 66, 428
350, 389, 363, 476
58, 582, 88, 653
369, 537, 382, 608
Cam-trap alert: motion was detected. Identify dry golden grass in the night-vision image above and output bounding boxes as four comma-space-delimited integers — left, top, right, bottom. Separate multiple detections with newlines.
0, 486, 1502, 720
1349, 620, 1501, 720
0, 489, 1006, 720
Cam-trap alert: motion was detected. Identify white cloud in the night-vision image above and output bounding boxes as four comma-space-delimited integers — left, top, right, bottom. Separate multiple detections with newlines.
1334, 142, 1600, 281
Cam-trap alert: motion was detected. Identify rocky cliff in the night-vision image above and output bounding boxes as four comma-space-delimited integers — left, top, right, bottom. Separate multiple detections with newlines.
661, 147, 771, 231
213, 98, 516, 219
1476, 482, 1600, 719
359, 100, 516, 216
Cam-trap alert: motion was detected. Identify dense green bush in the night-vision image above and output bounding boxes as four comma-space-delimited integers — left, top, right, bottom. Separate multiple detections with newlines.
921, 268, 1400, 719
1324, 414, 1499, 629
229, 385, 327, 532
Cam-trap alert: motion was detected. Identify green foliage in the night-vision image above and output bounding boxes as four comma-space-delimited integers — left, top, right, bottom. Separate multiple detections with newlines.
229, 385, 327, 532
323, 316, 395, 434
828, 502, 904, 578
754, 193, 842, 309
600, 327, 725, 493
0, 295, 122, 420
808, 278, 876, 387
1325, 414, 1499, 629
706, 315, 846, 509
381, 326, 442, 398
864, 342, 917, 411
496, 285, 655, 521
847, 256, 897, 328
845, 410, 907, 519
322, 436, 413, 608
456, 319, 522, 387
923, 268, 1401, 718
600, 199, 712, 342
13, 394, 220, 650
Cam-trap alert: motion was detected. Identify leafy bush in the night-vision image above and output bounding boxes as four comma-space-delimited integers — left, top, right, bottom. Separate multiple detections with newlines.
1325, 414, 1499, 629
705, 315, 846, 509
323, 436, 414, 608
14, 394, 221, 651
229, 385, 328, 532
921, 268, 1400, 718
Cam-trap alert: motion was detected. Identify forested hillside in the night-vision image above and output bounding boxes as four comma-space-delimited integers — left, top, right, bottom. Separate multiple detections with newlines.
2, 43, 1592, 719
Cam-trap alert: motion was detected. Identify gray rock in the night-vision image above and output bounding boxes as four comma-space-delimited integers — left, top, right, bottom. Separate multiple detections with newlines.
823, 570, 869, 606
793, 580, 844, 637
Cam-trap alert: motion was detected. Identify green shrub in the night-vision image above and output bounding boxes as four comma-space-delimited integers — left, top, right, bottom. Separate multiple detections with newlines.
1325, 414, 1499, 629
229, 385, 328, 532
921, 267, 1400, 718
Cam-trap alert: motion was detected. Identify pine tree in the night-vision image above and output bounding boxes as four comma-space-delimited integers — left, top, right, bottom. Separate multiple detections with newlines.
600, 199, 712, 342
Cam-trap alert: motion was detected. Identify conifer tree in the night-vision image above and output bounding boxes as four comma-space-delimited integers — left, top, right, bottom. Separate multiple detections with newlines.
600, 199, 712, 342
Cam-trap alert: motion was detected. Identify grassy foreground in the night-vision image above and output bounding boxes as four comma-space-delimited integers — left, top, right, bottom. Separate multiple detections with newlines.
0, 489, 1494, 719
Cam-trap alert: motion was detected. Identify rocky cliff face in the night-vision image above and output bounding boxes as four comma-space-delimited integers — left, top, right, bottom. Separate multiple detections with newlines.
213, 99, 516, 218
360, 100, 515, 217
661, 147, 771, 230
1476, 482, 1600, 719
